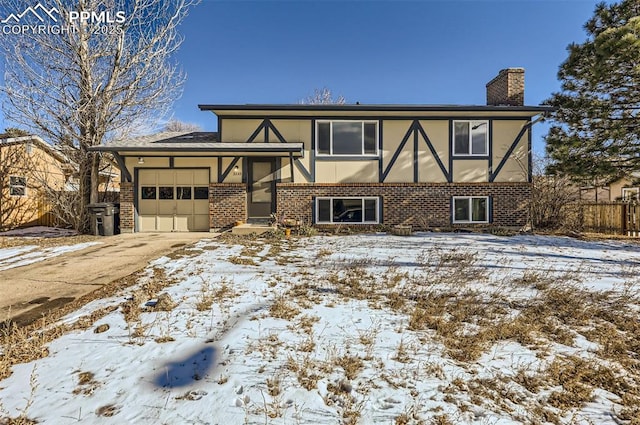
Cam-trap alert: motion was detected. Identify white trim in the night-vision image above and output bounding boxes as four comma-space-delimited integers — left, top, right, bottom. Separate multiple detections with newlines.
622, 187, 639, 201
315, 120, 379, 157
452, 196, 490, 223
452, 120, 489, 156
9, 175, 27, 197
315, 196, 380, 224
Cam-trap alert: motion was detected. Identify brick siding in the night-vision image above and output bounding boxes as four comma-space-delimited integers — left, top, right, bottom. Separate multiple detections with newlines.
486, 68, 525, 106
210, 183, 247, 229
276, 182, 531, 229
119, 182, 134, 233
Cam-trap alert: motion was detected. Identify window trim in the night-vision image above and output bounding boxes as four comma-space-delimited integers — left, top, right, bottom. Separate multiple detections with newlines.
315, 196, 380, 224
452, 120, 489, 157
452, 196, 490, 224
315, 120, 379, 157
9, 175, 27, 197
622, 187, 640, 201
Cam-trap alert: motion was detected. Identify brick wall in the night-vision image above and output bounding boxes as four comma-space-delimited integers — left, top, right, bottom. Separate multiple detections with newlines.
119, 182, 134, 233
486, 68, 525, 106
210, 183, 246, 229
276, 182, 531, 229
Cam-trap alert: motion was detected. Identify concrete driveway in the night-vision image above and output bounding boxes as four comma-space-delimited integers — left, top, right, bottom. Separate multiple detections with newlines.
0, 232, 214, 325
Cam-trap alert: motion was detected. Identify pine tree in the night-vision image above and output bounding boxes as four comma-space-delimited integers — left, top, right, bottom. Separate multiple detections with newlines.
545, 0, 640, 185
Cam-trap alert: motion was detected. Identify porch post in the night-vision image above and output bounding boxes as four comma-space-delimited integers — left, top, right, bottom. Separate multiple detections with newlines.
289, 152, 294, 183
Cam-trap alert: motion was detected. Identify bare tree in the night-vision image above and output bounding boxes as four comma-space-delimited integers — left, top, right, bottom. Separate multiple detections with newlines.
0, 139, 34, 230
0, 0, 198, 231
529, 154, 580, 231
163, 119, 202, 132
0, 135, 70, 230
300, 87, 346, 105
0, 128, 30, 139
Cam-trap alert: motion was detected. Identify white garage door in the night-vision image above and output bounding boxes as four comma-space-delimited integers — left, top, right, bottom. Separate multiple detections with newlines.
138, 169, 209, 232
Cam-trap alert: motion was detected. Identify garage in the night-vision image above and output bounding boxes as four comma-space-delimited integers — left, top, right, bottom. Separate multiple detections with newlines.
138, 169, 209, 232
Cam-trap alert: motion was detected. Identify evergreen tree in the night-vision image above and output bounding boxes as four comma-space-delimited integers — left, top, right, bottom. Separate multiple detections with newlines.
545, 0, 640, 185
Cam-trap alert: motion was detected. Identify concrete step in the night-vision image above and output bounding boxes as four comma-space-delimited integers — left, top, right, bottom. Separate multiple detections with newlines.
231, 223, 276, 235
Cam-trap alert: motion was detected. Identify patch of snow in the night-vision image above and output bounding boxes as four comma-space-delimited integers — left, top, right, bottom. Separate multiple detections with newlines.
0, 242, 101, 271
0, 233, 638, 423
0, 226, 79, 238
0, 245, 38, 261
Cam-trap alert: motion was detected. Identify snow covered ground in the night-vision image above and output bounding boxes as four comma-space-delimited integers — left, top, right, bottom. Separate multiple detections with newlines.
0, 226, 101, 271
1, 233, 639, 424
0, 241, 101, 271
0, 226, 80, 238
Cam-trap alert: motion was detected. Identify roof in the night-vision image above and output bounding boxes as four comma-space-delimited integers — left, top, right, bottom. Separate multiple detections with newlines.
95, 131, 219, 149
1, 135, 121, 177
199, 103, 553, 116
90, 132, 304, 157
0, 135, 68, 164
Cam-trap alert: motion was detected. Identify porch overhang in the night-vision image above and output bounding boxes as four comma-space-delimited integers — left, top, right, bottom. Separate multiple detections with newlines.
89, 132, 304, 158
91, 143, 304, 157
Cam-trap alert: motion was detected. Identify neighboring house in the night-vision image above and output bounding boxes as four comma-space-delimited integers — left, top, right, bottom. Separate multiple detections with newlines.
0, 135, 72, 229
579, 173, 640, 202
63, 155, 122, 197
0, 135, 121, 230
92, 68, 551, 233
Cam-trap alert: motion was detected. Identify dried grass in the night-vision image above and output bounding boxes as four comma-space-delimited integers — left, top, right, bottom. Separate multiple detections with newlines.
72, 371, 99, 395
0, 305, 117, 381
335, 355, 364, 380
269, 296, 300, 320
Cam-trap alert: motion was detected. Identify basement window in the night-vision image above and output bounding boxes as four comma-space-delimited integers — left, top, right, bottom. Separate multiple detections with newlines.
316, 121, 378, 156
316, 197, 379, 224
9, 176, 27, 196
453, 196, 489, 223
453, 121, 488, 156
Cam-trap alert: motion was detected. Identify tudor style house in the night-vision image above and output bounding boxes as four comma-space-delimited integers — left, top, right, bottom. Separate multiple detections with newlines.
93, 68, 551, 233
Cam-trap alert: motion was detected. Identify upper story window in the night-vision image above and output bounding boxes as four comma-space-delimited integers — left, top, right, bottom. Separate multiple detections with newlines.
453, 120, 488, 156
10, 176, 27, 196
316, 121, 378, 156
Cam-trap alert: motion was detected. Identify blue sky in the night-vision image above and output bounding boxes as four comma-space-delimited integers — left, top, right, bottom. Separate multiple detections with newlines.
171, 0, 602, 155
0, 0, 603, 154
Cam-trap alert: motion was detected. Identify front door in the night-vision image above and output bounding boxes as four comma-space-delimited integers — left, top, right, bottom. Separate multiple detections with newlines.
247, 158, 276, 219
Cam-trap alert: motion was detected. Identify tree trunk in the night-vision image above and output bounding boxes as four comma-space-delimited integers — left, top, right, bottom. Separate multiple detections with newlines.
90, 151, 100, 204
79, 147, 92, 233
0, 0, 196, 233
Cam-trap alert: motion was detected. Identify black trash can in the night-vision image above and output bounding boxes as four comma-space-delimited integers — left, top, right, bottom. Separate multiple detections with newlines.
113, 203, 120, 235
87, 203, 120, 236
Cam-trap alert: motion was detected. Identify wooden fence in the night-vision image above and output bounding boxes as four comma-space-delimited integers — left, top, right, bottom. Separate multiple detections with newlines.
35, 194, 57, 227
578, 202, 640, 236
33, 191, 119, 228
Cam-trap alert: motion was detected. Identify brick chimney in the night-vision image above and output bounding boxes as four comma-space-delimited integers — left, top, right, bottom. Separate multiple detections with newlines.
486, 68, 524, 106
